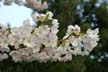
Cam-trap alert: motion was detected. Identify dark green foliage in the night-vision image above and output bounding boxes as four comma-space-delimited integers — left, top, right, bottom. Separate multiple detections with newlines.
0, 56, 86, 72
94, 4, 108, 28
85, 57, 108, 72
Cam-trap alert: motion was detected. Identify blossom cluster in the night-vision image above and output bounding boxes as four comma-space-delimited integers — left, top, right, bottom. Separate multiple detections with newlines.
0, 11, 99, 62
0, 0, 48, 11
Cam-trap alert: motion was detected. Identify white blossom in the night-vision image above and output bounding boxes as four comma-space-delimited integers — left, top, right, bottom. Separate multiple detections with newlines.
0, 4, 99, 62
0, 53, 8, 61
25, 0, 48, 11
46, 11, 53, 20
4, 0, 13, 5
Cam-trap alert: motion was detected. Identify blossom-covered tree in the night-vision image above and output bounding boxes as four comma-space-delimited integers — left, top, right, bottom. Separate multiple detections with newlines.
0, 0, 107, 72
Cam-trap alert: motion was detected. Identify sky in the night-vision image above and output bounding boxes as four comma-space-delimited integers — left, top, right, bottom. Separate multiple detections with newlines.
0, 2, 35, 27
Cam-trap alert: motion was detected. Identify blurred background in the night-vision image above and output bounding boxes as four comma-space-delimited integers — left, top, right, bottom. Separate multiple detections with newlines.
0, 0, 108, 72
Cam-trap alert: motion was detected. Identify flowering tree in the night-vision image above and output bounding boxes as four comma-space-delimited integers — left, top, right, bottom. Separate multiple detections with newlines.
0, 0, 104, 72
47, 0, 108, 72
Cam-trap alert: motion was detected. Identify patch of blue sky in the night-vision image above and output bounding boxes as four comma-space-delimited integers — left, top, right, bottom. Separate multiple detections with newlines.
0, 2, 35, 27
